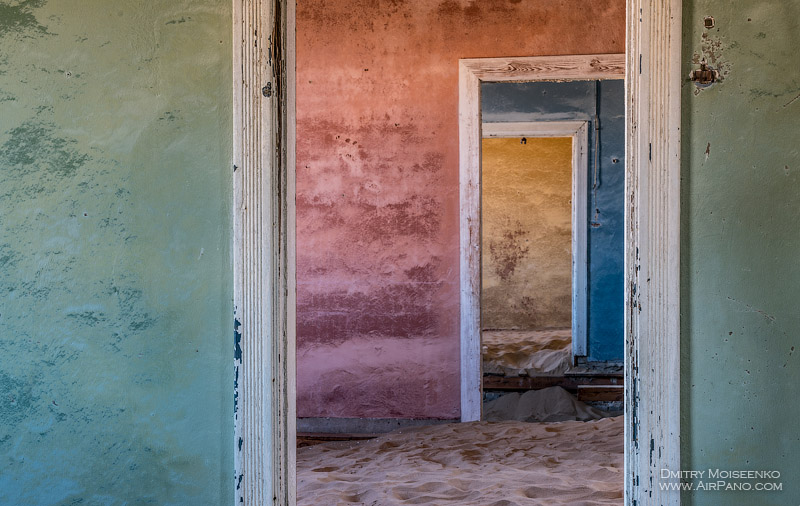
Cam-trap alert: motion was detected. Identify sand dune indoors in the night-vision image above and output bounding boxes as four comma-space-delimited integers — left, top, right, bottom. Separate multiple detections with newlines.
297, 416, 623, 505
482, 328, 573, 376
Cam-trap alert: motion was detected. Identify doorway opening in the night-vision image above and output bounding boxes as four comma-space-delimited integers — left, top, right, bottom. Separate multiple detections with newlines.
481, 134, 577, 380
481, 121, 588, 370
478, 80, 627, 424
233, 0, 686, 499
458, 56, 626, 422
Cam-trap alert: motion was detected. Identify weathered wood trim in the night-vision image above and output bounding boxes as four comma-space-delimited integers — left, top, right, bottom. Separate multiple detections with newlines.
459, 54, 624, 423
572, 122, 589, 358
462, 54, 626, 83
481, 121, 586, 138
458, 61, 483, 423
624, 0, 682, 504
233, 0, 292, 503
481, 120, 590, 358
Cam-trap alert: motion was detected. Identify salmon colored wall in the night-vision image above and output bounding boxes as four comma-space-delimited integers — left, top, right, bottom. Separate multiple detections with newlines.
481, 137, 573, 331
296, 0, 625, 419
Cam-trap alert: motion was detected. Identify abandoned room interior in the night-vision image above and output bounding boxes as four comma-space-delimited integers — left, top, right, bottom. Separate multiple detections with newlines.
1, 0, 798, 505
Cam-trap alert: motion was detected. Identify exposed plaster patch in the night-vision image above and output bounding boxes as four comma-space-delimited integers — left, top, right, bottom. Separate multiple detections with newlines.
691, 30, 730, 94
1, 119, 91, 176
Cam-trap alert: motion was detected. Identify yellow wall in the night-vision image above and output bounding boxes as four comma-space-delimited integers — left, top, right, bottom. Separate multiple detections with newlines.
481, 137, 572, 330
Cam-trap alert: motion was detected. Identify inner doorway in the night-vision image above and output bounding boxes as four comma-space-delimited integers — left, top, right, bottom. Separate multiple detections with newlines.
479, 118, 609, 424
480, 123, 588, 385
458, 56, 626, 421
477, 78, 628, 423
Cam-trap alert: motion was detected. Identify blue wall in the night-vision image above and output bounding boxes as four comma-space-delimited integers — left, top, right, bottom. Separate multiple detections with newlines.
482, 80, 625, 361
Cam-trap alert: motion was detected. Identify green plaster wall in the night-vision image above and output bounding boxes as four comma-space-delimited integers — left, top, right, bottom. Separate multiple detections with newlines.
681, 1, 800, 503
0, 1, 233, 504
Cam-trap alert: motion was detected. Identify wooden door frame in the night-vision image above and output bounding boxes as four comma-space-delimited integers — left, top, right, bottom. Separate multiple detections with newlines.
458, 55, 624, 422
623, 1, 683, 503
233, 0, 682, 504
232, 0, 295, 504
480, 121, 590, 360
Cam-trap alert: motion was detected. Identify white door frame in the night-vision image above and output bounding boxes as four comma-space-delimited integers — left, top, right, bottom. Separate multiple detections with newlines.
234, 0, 682, 504
480, 121, 590, 359
624, 1, 683, 504
232, 0, 295, 504
458, 55, 624, 423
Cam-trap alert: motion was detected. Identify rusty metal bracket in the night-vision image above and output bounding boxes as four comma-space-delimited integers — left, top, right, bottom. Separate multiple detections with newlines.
689, 61, 719, 87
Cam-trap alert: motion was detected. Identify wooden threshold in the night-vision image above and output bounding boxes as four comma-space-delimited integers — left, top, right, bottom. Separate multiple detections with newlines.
297, 432, 378, 448
483, 373, 623, 393
577, 385, 625, 402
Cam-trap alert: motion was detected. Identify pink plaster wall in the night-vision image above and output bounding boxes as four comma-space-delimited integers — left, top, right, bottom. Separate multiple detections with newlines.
296, 0, 625, 419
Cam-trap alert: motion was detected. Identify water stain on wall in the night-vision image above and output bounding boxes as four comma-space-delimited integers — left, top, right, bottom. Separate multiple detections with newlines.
0, 0, 50, 38
488, 218, 531, 282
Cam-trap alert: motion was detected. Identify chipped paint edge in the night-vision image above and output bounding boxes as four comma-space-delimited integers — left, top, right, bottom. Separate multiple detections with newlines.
624, 0, 682, 504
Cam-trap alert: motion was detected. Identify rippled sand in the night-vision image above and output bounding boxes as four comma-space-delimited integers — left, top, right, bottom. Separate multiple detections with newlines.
483, 328, 572, 376
298, 416, 623, 505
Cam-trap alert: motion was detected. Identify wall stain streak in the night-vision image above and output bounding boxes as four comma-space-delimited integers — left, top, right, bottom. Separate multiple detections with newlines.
0, 0, 50, 38
488, 220, 531, 282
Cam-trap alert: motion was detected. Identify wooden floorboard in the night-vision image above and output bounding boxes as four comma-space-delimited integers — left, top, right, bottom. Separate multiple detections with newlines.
483, 373, 623, 393
297, 432, 378, 448
577, 385, 625, 402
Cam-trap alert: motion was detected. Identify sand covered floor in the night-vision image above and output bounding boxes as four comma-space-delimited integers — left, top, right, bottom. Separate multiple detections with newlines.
297, 416, 623, 505
482, 328, 572, 376
483, 386, 608, 423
